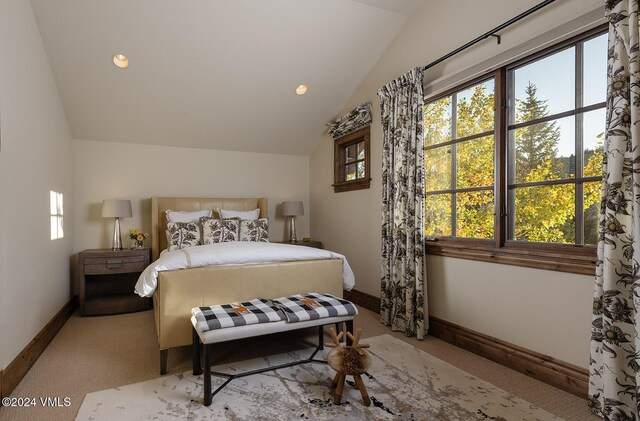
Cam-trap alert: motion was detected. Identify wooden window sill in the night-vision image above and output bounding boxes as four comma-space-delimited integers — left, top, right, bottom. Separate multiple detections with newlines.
425, 241, 596, 276
333, 178, 371, 193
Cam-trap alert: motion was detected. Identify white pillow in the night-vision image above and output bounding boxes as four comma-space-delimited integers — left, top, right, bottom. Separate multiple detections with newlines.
166, 209, 212, 223
218, 208, 260, 220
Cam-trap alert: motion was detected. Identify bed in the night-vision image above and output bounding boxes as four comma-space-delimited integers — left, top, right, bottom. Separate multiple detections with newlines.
139, 196, 350, 374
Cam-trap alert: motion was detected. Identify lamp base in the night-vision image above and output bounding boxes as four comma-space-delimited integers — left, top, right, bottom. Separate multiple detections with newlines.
288, 216, 297, 243
112, 217, 123, 250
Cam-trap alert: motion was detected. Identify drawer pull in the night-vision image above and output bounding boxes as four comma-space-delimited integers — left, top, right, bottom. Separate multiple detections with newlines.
107, 259, 122, 269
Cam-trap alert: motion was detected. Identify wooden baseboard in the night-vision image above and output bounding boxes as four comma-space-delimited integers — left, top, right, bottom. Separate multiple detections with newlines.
343, 288, 588, 398
343, 288, 380, 314
428, 316, 588, 398
0, 295, 77, 401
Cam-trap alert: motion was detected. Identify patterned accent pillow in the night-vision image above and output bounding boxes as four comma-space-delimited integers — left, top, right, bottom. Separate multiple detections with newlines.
166, 222, 201, 251
239, 218, 270, 242
222, 218, 241, 242
201, 218, 223, 244
201, 218, 241, 244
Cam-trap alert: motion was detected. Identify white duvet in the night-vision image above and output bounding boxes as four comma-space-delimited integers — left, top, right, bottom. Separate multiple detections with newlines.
134, 242, 356, 297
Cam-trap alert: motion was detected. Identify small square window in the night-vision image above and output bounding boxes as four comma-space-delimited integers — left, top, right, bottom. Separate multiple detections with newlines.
333, 126, 371, 192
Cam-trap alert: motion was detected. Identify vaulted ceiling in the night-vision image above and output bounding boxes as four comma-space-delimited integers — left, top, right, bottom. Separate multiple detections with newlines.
29, 0, 426, 155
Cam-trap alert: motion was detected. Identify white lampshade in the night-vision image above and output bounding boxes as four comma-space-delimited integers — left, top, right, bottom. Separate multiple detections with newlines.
282, 201, 304, 216
101, 199, 132, 250
101, 199, 132, 218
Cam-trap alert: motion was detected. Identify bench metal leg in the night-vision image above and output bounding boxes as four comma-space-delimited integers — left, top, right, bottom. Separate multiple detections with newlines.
204, 343, 212, 406
160, 349, 168, 375
346, 320, 354, 346
193, 327, 202, 375
334, 322, 343, 341
318, 326, 324, 350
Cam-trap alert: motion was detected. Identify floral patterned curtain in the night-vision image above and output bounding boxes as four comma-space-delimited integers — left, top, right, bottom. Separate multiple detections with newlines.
377, 67, 426, 339
589, 0, 640, 417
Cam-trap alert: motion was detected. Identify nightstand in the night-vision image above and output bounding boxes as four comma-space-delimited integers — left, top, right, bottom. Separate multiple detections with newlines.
78, 248, 150, 316
274, 240, 323, 249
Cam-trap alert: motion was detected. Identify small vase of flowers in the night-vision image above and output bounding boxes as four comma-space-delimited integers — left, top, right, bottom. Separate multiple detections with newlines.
129, 228, 149, 248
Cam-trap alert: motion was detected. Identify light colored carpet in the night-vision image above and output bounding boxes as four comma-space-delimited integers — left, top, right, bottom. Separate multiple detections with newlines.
0, 307, 598, 421
76, 334, 560, 420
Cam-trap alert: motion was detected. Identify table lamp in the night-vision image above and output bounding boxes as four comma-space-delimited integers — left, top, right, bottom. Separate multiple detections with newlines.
282, 201, 304, 243
102, 199, 132, 250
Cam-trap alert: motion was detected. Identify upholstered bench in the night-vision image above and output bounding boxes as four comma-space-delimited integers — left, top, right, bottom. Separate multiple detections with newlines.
191, 293, 357, 406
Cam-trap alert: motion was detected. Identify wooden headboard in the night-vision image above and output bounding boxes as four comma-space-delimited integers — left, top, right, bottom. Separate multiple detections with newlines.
150, 196, 268, 261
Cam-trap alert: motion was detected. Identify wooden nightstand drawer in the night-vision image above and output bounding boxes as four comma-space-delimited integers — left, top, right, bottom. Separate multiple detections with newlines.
83, 256, 146, 275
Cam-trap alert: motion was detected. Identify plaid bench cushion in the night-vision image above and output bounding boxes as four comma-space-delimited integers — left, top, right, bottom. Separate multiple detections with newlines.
272, 293, 358, 323
192, 298, 285, 332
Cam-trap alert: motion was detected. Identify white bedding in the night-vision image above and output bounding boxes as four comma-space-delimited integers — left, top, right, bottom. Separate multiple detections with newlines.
134, 242, 356, 297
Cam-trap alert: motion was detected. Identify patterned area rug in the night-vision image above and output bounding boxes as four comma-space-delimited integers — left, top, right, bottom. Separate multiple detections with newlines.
76, 334, 559, 420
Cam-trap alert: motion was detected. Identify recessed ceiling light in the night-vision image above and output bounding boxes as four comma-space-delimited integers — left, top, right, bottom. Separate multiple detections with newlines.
296, 84, 308, 95
113, 54, 129, 69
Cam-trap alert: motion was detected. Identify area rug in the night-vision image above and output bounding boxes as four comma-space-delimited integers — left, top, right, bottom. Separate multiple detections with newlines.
76, 334, 560, 420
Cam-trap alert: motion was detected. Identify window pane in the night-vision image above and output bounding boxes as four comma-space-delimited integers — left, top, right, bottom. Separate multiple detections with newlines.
583, 108, 605, 177
511, 184, 576, 243
456, 79, 495, 138
424, 96, 452, 146
456, 190, 494, 239
457, 135, 494, 189
584, 181, 601, 245
346, 163, 356, 181
583, 34, 607, 106
509, 116, 575, 183
357, 142, 365, 160
425, 146, 451, 191
346, 145, 357, 163
512, 47, 575, 124
357, 161, 365, 179
425, 194, 452, 236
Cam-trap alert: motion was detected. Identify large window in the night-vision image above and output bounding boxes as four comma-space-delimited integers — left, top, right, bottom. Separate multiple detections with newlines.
423, 27, 606, 273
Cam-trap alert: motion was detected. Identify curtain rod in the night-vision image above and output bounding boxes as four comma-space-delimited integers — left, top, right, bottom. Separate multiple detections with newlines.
421, 0, 556, 72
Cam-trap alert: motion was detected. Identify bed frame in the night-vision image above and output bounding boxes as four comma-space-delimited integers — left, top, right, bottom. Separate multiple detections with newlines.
150, 196, 344, 374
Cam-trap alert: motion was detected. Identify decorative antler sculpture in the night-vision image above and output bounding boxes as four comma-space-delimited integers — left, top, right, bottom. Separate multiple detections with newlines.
325, 327, 371, 406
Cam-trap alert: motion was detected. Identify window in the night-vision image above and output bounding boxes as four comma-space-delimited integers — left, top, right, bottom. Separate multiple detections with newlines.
507, 33, 606, 246
423, 27, 606, 274
50, 191, 64, 240
425, 78, 495, 239
333, 126, 371, 192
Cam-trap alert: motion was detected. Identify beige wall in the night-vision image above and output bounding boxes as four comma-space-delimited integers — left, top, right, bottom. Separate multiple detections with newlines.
428, 257, 594, 366
310, 0, 602, 367
0, 0, 74, 369
72, 140, 310, 255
